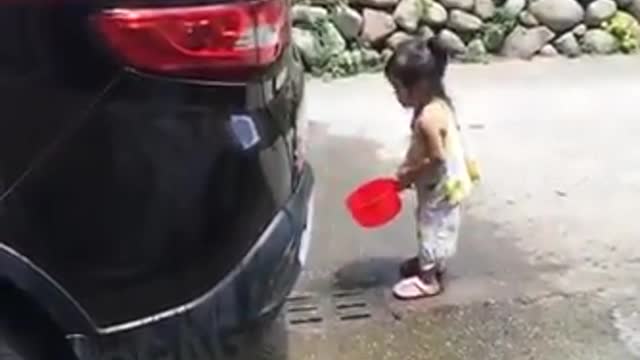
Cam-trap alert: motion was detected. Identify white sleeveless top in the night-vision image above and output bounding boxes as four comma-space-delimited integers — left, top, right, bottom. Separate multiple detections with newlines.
405, 100, 479, 207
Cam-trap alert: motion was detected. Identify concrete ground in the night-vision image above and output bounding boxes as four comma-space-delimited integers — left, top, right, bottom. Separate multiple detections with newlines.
283, 56, 640, 359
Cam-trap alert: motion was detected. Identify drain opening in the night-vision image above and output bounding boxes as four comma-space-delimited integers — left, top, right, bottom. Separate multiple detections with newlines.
339, 313, 371, 321
287, 294, 313, 302
332, 290, 364, 299
336, 302, 367, 310
289, 316, 323, 325
287, 305, 318, 313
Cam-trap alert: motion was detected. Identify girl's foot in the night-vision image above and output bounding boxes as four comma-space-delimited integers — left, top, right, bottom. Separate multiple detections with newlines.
392, 270, 442, 300
399, 257, 446, 279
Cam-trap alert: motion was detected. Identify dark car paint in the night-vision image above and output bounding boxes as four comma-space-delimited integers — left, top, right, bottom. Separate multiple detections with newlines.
0, 244, 96, 334
0, 163, 312, 360
67, 165, 312, 360
9, 67, 302, 327
0, 0, 312, 357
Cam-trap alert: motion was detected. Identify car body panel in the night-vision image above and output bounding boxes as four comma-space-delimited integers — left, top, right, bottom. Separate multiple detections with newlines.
0, 0, 311, 353
0, 244, 96, 334
68, 165, 314, 360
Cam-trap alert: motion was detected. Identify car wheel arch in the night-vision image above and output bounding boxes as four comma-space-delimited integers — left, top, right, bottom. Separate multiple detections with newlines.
0, 244, 96, 335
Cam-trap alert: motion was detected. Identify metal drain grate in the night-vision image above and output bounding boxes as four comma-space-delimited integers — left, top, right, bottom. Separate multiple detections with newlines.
287, 305, 318, 313
335, 301, 367, 310
339, 313, 371, 321
286, 289, 376, 327
287, 293, 313, 302
331, 290, 364, 299
285, 293, 324, 326
289, 316, 323, 325
331, 290, 372, 322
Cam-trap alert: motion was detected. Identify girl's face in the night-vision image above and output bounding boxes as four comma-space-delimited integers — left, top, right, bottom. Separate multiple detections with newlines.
390, 79, 413, 108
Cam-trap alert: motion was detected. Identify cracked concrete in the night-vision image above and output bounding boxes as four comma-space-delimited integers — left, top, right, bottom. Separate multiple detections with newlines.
287, 56, 640, 359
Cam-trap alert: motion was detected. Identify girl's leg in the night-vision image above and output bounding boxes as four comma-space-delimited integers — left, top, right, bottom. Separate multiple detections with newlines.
400, 206, 460, 276
431, 206, 460, 275
393, 206, 460, 300
399, 258, 447, 278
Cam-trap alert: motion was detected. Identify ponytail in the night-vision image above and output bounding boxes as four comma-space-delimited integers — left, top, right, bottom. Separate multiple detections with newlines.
426, 37, 449, 78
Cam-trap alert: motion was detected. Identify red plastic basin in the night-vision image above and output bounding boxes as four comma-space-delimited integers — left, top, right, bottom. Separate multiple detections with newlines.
346, 178, 402, 228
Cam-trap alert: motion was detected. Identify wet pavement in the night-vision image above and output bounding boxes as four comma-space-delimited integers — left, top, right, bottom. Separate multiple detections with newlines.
285, 56, 640, 359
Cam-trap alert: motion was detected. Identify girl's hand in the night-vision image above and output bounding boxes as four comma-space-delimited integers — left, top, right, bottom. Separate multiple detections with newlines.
395, 168, 413, 191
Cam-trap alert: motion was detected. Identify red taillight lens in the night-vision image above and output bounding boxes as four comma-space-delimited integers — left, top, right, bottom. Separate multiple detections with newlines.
92, 0, 288, 80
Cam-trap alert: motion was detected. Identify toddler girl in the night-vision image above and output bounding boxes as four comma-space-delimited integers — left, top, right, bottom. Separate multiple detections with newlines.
386, 38, 478, 300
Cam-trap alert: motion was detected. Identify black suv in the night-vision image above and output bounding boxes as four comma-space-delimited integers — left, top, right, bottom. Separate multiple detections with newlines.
0, 1, 313, 359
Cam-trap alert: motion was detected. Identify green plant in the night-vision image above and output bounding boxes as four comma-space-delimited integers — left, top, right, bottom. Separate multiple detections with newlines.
492, 7, 518, 27
459, 40, 490, 64
295, 18, 346, 69
602, 11, 640, 54
458, 51, 490, 64
310, 47, 383, 79
480, 8, 517, 52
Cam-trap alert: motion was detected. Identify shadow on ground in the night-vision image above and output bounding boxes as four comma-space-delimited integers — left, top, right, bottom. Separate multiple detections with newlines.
333, 256, 404, 290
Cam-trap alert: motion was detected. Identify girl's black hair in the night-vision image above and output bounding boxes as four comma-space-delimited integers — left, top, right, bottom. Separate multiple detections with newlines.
384, 37, 451, 105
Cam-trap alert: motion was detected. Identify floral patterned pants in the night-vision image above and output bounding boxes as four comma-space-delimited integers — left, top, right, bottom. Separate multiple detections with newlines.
416, 203, 461, 272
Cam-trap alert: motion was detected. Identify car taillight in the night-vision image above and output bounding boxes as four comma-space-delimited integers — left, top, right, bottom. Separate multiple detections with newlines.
92, 0, 289, 80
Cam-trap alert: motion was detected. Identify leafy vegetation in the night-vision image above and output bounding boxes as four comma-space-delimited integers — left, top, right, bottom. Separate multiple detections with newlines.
458, 47, 490, 63
310, 46, 384, 79
602, 11, 640, 54
296, 15, 384, 79
480, 8, 518, 53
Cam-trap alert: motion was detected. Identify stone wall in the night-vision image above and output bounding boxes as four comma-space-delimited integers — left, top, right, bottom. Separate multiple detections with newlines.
291, 0, 640, 76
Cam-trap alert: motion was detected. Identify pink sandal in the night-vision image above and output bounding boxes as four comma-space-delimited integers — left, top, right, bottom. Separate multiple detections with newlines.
392, 273, 442, 300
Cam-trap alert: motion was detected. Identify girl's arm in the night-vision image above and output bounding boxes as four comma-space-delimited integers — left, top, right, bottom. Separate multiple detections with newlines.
396, 110, 447, 189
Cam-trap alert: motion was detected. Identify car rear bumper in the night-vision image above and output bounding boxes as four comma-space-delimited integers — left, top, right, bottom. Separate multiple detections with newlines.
68, 163, 314, 360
